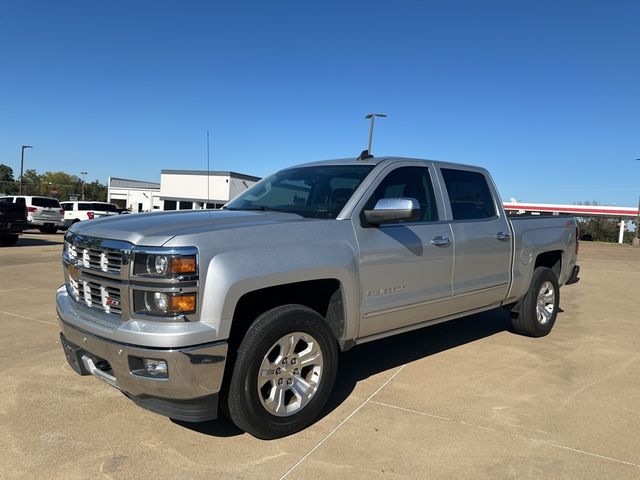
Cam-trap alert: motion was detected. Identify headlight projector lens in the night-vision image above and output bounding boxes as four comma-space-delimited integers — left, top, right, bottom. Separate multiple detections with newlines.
149, 255, 168, 274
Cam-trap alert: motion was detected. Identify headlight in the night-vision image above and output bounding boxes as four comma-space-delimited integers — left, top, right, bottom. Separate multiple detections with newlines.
133, 251, 197, 278
133, 290, 197, 316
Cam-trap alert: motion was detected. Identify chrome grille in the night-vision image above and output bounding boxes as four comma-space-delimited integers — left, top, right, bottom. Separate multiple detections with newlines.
63, 233, 132, 318
68, 277, 123, 315
66, 243, 124, 274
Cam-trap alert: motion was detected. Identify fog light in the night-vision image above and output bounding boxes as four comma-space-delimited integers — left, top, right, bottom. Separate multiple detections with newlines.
143, 359, 168, 377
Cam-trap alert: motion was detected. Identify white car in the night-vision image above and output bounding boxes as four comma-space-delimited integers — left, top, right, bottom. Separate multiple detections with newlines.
0, 195, 64, 233
60, 201, 120, 228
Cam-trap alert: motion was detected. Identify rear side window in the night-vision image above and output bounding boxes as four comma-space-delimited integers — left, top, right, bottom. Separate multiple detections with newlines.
78, 203, 92, 210
31, 197, 61, 208
91, 203, 117, 212
441, 169, 496, 220
15, 197, 26, 205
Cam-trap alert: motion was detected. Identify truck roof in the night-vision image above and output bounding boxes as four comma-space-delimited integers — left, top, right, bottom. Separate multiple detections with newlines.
292, 156, 483, 171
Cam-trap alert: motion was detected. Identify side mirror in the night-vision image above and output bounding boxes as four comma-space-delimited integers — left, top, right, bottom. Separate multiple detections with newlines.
364, 198, 421, 225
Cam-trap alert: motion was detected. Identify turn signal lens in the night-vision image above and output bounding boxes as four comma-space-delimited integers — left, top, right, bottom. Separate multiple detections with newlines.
169, 257, 196, 274
168, 293, 196, 313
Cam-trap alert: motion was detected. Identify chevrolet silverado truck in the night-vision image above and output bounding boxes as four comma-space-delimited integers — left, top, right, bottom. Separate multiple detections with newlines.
57, 156, 580, 439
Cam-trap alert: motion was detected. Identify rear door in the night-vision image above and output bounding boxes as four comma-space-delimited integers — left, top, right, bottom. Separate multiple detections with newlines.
354, 162, 454, 337
437, 167, 511, 310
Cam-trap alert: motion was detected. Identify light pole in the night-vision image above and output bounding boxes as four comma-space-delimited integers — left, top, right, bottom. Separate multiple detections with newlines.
19, 145, 33, 194
365, 113, 387, 155
81, 171, 88, 201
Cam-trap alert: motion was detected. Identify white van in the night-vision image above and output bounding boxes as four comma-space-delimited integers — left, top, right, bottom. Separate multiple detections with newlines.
60, 201, 120, 228
0, 196, 64, 233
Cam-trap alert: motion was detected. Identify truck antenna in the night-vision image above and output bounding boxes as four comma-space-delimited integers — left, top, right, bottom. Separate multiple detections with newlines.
206, 129, 211, 208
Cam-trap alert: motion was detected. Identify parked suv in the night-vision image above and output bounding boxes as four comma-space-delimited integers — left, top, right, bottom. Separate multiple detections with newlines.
0, 196, 64, 233
60, 201, 120, 228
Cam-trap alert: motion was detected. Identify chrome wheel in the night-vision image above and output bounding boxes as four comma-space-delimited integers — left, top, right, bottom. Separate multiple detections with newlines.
257, 331, 323, 417
536, 281, 555, 324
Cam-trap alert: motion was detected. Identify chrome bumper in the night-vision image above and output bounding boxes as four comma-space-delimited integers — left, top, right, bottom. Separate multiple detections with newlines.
57, 316, 228, 422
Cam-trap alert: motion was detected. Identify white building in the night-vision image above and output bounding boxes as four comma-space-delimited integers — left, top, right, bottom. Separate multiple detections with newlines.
107, 171, 261, 212
159, 170, 260, 210
107, 177, 162, 212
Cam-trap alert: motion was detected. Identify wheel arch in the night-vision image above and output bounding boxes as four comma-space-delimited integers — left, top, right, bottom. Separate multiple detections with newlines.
534, 250, 563, 280
228, 279, 348, 351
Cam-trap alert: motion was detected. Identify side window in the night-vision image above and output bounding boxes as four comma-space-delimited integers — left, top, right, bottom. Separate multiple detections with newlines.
441, 169, 496, 220
363, 166, 438, 223
15, 197, 26, 205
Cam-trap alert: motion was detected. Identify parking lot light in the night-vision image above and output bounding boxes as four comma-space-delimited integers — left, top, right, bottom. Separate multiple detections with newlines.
19, 145, 33, 194
81, 171, 88, 200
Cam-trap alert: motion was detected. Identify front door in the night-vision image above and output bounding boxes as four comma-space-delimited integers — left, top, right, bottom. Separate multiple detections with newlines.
355, 164, 454, 338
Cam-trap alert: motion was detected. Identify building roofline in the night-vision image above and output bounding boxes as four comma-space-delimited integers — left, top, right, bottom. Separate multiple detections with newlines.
160, 170, 261, 182
108, 176, 160, 188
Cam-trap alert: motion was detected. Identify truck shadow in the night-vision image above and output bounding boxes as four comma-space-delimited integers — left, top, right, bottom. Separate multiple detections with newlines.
324, 308, 511, 418
175, 308, 511, 438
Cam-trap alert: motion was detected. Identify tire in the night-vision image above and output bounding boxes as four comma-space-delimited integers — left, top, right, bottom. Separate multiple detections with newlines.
0, 234, 19, 246
511, 267, 560, 337
226, 304, 339, 439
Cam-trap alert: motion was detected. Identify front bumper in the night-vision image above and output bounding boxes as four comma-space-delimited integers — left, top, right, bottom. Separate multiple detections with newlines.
57, 317, 228, 422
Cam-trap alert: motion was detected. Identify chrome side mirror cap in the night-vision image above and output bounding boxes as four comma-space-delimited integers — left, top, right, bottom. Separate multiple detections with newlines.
364, 198, 421, 225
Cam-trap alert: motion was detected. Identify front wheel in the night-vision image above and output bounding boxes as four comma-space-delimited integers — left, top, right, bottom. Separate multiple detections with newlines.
511, 267, 560, 337
226, 304, 338, 439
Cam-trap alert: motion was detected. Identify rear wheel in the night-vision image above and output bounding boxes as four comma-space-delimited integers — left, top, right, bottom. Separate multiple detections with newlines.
511, 267, 560, 337
226, 304, 338, 439
0, 234, 19, 246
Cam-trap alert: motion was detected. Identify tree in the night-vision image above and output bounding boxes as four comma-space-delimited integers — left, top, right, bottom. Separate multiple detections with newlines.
83, 180, 107, 202
21, 169, 40, 195
2, 166, 108, 201
0, 164, 18, 195
39, 171, 82, 199
0, 164, 14, 182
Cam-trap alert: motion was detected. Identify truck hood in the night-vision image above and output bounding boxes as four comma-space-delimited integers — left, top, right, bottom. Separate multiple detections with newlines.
69, 209, 307, 246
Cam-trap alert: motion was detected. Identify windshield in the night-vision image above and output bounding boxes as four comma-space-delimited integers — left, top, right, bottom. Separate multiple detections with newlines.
225, 165, 375, 219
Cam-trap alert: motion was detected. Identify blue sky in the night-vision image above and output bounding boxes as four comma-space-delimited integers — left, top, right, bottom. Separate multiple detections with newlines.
1, 0, 639, 205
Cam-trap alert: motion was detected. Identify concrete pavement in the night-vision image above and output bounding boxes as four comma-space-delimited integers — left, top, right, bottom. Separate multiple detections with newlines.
0, 234, 638, 479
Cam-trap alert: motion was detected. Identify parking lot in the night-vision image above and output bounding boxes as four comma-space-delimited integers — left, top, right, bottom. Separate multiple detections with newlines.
0, 233, 639, 479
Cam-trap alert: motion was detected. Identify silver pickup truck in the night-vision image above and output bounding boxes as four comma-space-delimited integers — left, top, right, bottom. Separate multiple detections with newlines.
57, 156, 580, 439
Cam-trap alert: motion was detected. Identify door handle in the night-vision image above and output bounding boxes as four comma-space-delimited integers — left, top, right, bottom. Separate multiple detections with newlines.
495, 231, 510, 241
430, 236, 451, 246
